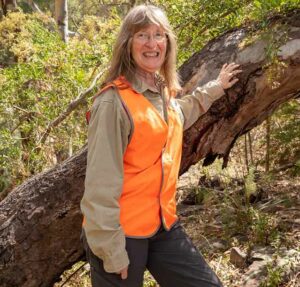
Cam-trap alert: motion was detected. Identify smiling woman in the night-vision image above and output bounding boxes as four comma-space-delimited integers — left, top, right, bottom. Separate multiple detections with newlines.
131, 25, 167, 74
102, 5, 181, 95
80, 4, 241, 287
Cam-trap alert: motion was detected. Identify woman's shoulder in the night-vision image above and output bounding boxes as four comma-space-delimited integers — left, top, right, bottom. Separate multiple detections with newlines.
92, 85, 119, 107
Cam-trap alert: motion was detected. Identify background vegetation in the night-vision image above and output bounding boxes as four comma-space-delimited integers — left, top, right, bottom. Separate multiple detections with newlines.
0, 0, 299, 197
0, 1, 299, 286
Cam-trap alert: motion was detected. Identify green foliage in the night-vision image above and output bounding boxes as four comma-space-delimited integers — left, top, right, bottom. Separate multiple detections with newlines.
273, 101, 300, 144
51, 0, 300, 66
18, 0, 53, 13
221, 189, 280, 245
232, 98, 299, 175
188, 185, 213, 204
260, 263, 284, 287
156, 0, 246, 65
0, 11, 120, 192
0, 12, 35, 65
1, 0, 299, 196
154, 0, 300, 65
251, 210, 280, 245
267, 100, 300, 174
143, 270, 157, 287
294, 160, 300, 175
263, 31, 289, 88
143, 281, 157, 287
244, 166, 257, 202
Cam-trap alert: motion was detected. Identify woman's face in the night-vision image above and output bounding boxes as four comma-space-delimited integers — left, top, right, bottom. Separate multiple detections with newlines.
131, 24, 167, 74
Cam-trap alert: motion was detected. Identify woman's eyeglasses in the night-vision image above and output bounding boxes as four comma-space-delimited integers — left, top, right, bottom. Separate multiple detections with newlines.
134, 32, 167, 43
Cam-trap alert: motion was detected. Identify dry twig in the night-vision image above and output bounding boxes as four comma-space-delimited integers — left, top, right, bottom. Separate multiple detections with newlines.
38, 68, 106, 145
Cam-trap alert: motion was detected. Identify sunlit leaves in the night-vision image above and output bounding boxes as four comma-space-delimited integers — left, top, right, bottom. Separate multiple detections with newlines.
151, 0, 300, 65
1, 0, 300, 193
0, 11, 118, 191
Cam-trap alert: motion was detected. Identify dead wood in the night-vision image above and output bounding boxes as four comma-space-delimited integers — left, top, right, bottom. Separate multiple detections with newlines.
1, 9, 300, 287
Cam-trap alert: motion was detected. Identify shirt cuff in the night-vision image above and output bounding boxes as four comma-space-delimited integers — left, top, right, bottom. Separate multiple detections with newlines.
102, 248, 130, 273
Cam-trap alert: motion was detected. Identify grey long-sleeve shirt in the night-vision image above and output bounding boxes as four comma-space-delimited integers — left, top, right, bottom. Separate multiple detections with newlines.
80, 77, 224, 273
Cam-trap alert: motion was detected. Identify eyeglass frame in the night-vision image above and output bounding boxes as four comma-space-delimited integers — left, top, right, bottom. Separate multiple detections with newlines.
132, 31, 168, 44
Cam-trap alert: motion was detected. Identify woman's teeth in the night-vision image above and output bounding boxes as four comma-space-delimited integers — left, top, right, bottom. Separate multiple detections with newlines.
143, 52, 159, 57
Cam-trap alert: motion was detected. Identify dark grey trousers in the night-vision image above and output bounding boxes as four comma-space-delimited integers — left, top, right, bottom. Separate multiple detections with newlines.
82, 223, 223, 287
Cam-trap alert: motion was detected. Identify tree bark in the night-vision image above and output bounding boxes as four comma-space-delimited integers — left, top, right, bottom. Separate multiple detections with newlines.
54, 0, 68, 43
1, 9, 300, 287
0, 0, 18, 15
265, 116, 271, 172
178, 10, 300, 173
26, 0, 42, 13
244, 134, 249, 172
0, 148, 87, 287
248, 132, 254, 166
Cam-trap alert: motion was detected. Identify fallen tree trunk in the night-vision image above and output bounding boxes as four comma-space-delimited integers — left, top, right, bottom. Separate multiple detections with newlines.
1, 9, 300, 287
179, 10, 300, 173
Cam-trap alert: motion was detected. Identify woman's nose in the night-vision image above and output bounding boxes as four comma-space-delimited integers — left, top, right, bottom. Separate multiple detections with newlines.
144, 37, 157, 48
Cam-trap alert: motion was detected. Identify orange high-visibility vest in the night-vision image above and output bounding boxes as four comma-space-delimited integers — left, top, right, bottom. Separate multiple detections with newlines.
88, 76, 183, 237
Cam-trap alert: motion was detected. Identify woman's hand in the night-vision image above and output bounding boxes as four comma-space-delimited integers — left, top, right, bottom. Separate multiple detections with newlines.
217, 63, 242, 90
117, 266, 128, 280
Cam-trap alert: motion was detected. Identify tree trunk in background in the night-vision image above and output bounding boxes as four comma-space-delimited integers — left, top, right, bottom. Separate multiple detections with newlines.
244, 134, 249, 172
27, 0, 42, 13
1, 9, 300, 287
265, 116, 271, 172
0, 0, 18, 15
0, 0, 5, 18
129, 0, 136, 7
54, 0, 68, 42
248, 132, 254, 166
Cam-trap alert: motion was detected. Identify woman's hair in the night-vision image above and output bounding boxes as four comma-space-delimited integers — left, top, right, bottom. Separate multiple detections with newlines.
103, 5, 181, 95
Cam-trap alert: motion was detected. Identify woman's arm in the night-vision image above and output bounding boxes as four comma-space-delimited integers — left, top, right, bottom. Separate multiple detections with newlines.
177, 63, 242, 130
80, 88, 131, 274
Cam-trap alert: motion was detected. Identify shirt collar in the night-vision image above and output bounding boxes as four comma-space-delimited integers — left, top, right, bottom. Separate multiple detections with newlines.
130, 75, 160, 94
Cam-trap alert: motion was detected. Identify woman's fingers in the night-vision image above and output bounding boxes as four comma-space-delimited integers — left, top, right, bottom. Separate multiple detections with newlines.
222, 63, 228, 70
218, 62, 243, 89
224, 63, 240, 72
121, 268, 128, 280
117, 266, 128, 280
229, 69, 242, 78
228, 77, 239, 86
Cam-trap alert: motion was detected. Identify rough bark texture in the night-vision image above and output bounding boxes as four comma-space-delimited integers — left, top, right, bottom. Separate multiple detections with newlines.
0, 0, 18, 15
1, 9, 300, 287
54, 0, 68, 42
0, 148, 87, 287
179, 10, 300, 173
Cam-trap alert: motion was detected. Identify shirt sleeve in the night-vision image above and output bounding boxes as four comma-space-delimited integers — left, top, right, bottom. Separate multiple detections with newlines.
176, 79, 225, 130
80, 88, 131, 273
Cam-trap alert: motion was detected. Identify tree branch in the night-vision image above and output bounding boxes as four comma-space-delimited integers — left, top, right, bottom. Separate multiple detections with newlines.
38, 68, 107, 145
27, 0, 43, 13
271, 160, 300, 173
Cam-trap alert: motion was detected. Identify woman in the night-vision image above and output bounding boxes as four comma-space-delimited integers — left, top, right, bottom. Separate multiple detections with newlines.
81, 4, 241, 287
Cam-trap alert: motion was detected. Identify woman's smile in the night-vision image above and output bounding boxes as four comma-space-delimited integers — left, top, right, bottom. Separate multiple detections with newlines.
131, 24, 167, 74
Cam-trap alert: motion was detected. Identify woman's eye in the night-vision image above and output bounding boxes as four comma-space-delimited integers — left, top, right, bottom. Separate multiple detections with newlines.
137, 33, 147, 38
155, 33, 164, 40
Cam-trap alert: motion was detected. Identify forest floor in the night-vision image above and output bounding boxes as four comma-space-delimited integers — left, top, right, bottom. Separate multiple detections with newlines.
177, 163, 300, 287
55, 163, 300, 287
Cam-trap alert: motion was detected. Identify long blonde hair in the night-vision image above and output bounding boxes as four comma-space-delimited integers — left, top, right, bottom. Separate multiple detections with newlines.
104, 5, 181, 95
